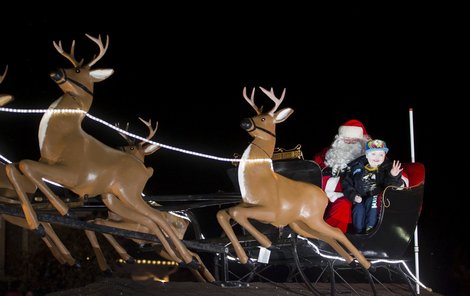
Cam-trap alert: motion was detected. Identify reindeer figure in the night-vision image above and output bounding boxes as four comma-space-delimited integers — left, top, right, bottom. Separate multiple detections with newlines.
0, 65, 76, 266
216, 87, 371, 269
0, 66, 13, 106
82, 118, 215, 282
5, 34, 201, 272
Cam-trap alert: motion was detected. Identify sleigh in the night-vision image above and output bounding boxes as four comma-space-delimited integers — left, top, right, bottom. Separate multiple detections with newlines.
216, 158, 425, 283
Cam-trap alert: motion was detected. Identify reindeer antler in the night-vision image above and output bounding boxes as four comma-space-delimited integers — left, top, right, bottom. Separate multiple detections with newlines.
85, 34, 109, 67
115, 118, 158, 147
0, 65, 8, 84
243, 87, 262, 115
53, 39, 83, 67
53, 34, 109, 68
115, 122, 134, 145
138, 117, 158, 142
259, 86, 286, 115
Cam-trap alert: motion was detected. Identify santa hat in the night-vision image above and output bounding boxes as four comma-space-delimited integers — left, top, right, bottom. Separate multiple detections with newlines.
338, 119, 368, 139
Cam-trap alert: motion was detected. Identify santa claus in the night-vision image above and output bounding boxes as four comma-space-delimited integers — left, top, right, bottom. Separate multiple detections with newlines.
314, 119, 409, 233
314, 119, 370, 233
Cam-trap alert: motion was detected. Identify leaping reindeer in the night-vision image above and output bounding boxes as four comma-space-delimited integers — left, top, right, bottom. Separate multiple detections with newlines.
216, 87, 371, 269
5, 34, 201, 271
83, 118, 215, 282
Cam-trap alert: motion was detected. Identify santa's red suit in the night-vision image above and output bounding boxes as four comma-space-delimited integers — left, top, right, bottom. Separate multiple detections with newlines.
314, 119, 369, 233
321, 173, 352, 233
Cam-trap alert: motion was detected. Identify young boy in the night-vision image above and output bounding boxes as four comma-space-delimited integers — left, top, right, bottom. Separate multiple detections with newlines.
341, 139, 404, 234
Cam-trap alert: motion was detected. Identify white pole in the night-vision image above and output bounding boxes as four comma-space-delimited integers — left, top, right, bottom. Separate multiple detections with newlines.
409, 108, 420, 294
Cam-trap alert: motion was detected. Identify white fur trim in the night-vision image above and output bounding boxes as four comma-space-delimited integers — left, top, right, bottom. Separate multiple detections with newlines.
401, 175, 409, 187
324, 176, 344, 202
338, 125, 363, 139
325, 176, 340, 192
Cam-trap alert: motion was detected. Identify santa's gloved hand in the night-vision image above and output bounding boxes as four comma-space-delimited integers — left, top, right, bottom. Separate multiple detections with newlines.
354, 195, 362, 203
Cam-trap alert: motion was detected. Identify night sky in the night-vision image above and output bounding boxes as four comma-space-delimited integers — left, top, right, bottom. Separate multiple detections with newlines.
1, 5, 466, 294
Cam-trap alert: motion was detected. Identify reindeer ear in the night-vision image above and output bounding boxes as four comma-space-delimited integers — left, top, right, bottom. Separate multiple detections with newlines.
144, 144, 161, 155
90, 69, 114, 82
0, 95, 13, 107
274, 108, 294, 123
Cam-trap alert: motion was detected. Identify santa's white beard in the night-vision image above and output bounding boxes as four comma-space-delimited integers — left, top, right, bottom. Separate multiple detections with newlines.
324, 136, 365, 175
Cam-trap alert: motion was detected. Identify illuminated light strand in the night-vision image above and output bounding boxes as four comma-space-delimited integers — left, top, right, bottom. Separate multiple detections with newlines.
117, 258, 177, 266
295, 235, 431, 292
224, 235, 430, 291
0, 107, 272, 164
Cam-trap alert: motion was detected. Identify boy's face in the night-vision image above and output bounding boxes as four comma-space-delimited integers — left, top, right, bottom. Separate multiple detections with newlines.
366, 150, 386, 168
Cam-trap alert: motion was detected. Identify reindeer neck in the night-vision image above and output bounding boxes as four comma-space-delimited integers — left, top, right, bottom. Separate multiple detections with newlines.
245, 138, 275, 160
59, 91, 93, 112
238, 138, 275, 199
38, 93, 92, 151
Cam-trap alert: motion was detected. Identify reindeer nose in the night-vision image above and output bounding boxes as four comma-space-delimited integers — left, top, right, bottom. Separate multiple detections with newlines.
50, 69, 64, 82
240, 118, 253, 130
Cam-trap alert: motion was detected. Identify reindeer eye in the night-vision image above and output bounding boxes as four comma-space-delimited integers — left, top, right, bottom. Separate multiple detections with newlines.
261, 117, 266, 121
75, 68, 81, 73
130, 147, 135, 150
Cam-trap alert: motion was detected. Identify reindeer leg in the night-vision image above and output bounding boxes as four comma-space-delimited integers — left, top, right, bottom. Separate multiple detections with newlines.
289, 221, 353, 263
216, 205, 276, 265
216, 208, 250, 264
41, 222, 76, 266
159, 245, 215, 283
121, 195, 197, 266
15, 160, 74, 217
40, 235, 67, 265
302, 220, 371, 269
84, 229, 111, 271
102, 233, 135, 263
188, 250, 215, 282
93, 218, 146, 263
101, 193, 184, 264
2, 215, 71, 265
5, 164, 40, 229
228, 205, 274, 247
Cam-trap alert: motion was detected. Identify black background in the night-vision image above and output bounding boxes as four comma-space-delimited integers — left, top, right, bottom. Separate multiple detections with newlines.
0, 4, 466, 294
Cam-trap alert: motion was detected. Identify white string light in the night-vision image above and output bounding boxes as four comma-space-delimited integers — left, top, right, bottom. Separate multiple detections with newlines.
295, 235, 432, 291
0, 107, 272, 164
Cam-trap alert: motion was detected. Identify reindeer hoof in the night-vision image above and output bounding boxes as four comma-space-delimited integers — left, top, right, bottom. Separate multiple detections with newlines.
348, 260, 359, 268
126, 257, 136, 264
103, 268, 113, 277
365, 264, 376, 273
33, 224, 46, 237
179, 257, 199, 270
64, 211, 76, 219
245, 258, 258, 269
268, 244, 281, 251
73, 260, 82, 269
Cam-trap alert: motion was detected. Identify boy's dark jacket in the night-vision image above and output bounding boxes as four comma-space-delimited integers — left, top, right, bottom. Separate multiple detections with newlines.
341, 155, 403, 202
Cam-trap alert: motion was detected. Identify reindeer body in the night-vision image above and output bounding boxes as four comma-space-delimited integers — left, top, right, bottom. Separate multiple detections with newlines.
5, 34, 201, 272
217, 87, 371, 269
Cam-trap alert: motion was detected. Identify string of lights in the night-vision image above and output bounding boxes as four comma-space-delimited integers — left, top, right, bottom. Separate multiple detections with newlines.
0, 107, 271, 164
